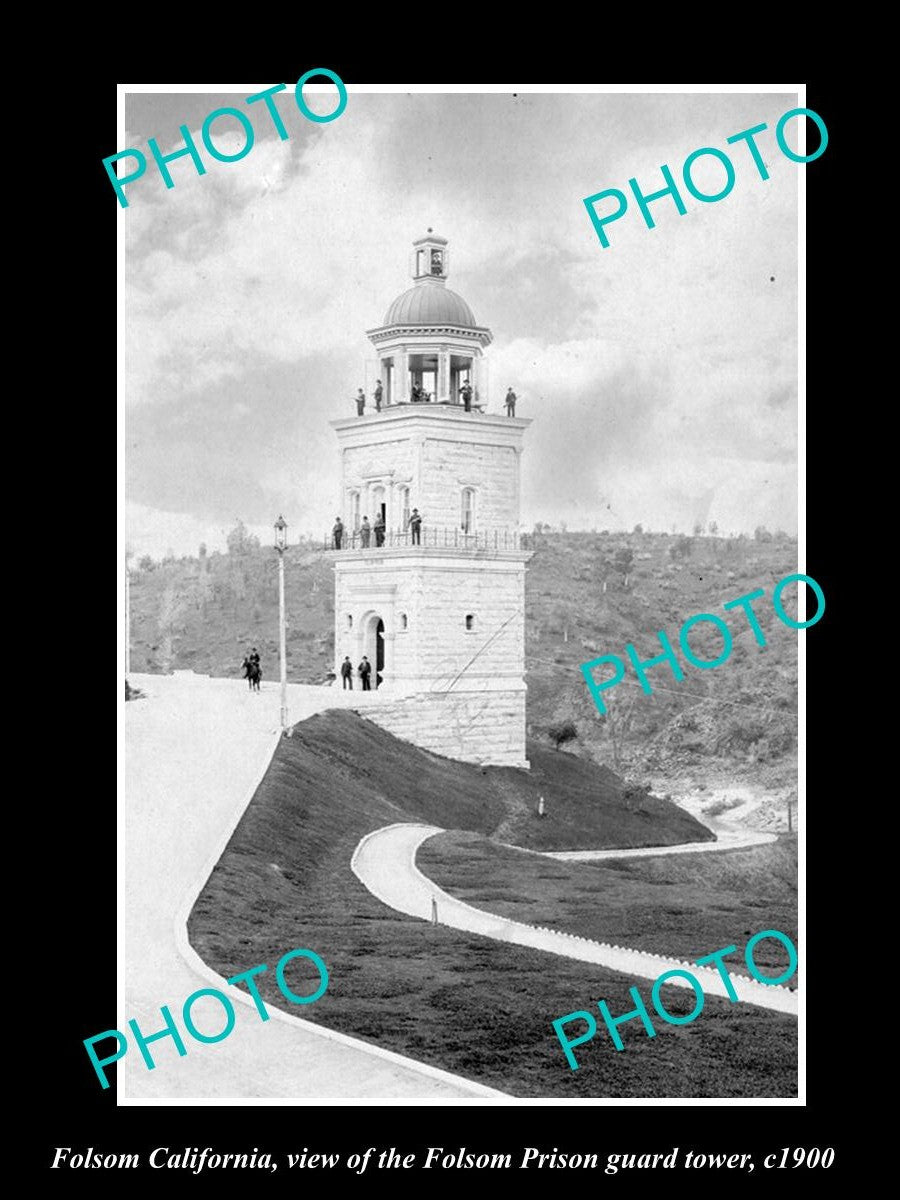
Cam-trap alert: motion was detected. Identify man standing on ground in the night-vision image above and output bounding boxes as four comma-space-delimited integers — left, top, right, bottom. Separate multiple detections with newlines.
340, 656, 353, 689
359, 656, 372, 690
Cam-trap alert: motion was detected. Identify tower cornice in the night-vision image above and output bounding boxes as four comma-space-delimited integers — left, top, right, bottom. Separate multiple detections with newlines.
331, 408, 531, 434
367, 323, 493, 347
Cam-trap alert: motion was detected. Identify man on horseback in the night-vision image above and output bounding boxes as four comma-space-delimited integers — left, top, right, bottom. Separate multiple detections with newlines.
242, 647, 262, 692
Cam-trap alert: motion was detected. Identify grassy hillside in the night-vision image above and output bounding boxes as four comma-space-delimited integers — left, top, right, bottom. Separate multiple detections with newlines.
189, 710, 795, 1097
523, 530, 799, 792
129, 529, 799, 788
129, 539, 334, 684
419, 832, 798, 981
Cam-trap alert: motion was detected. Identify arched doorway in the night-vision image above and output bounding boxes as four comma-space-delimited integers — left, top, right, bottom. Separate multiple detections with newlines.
360, 611, 386, 690
375, 619, 384, 688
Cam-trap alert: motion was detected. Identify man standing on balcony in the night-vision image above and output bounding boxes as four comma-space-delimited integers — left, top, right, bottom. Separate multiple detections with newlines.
460, 381, 473, 411
374, 511, 386, 547
356, 388, 366, 416
505, 387, 517, 416
374, 380, 383, 411
360, 516, 371, 547
332, 516, 344, 549
408, 508, 422, 546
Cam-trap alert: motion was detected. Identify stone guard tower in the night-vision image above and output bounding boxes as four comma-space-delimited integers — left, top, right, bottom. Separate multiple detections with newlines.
328, 232, 531, 768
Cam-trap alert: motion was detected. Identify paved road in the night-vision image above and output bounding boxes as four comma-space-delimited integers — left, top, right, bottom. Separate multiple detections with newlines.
122, 673, 501, 1099
351, 824, 798, 1016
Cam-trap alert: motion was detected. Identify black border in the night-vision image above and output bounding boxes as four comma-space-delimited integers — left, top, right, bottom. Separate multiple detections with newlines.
36, 59, 848, 1179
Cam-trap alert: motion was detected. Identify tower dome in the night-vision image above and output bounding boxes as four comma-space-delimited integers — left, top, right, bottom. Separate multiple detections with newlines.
366, 231, 492, 408
383, 283, 477, 328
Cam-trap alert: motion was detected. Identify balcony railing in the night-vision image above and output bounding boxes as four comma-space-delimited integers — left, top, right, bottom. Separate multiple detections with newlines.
324, 527, 528, 552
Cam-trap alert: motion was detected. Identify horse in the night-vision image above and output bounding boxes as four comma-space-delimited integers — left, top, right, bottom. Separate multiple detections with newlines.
242, 658, 262, 692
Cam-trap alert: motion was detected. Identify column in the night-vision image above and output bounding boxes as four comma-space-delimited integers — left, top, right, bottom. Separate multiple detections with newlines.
395, 350, 409, 402
382, 630, 396, 691
413, 436, 425, 500
513, 446, 523, 532
471, 356, 481, 408
438, 350, 449, 402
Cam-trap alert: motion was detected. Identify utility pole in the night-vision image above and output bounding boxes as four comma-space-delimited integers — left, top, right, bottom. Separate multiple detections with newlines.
125, 558, 131, 678
274, 515, 289, 734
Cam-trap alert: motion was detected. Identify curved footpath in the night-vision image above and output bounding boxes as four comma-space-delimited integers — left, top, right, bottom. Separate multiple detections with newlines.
546, 826, 776, 861
123, 673, 502, 1099
351, 824, 798, 1016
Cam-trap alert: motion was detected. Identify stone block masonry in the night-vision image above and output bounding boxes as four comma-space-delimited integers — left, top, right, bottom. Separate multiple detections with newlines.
334, 551, 529, 698
363, 688, 528, 768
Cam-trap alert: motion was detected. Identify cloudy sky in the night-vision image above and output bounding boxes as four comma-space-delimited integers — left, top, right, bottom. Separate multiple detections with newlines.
122, 88, 799, 558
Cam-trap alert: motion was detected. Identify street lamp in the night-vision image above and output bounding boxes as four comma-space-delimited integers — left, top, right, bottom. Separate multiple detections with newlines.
125, 555, 131, 679
274, 515, 289, 734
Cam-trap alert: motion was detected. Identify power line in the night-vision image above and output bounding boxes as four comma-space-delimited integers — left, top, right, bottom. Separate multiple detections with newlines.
604, 677, 792, 713
432, 609, 522, 694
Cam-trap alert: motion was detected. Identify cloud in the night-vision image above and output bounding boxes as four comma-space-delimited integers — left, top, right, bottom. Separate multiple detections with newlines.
122, 90, 799, 556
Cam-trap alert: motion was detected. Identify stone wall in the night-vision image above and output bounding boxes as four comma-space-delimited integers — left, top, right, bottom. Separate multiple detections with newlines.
363, 687, 528, 768
334, 553, 527, 694
420, 438, 518, 531
330, 407, 531, 769
334, 410, 527, 535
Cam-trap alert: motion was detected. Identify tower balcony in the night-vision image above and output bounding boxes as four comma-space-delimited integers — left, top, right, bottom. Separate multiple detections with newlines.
324, 527, 530, 554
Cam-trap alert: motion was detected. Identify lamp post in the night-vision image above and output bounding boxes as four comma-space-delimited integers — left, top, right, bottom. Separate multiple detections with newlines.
274, 515, 289, 734
125, 556, 131, 678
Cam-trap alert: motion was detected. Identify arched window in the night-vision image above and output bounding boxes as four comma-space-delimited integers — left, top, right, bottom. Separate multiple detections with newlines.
465, 614, 475, 631
461, 487, 475, 534
400, 487, 410, 531
399, 612, 408, 631
349, 490, 360, 530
